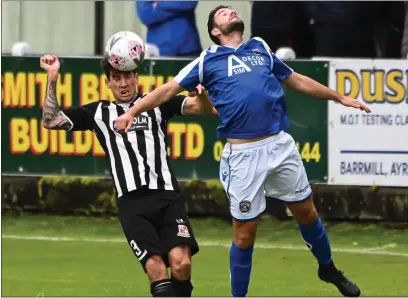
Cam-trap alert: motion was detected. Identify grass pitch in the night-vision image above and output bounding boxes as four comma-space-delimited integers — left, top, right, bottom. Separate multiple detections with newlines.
2, 214, 408, 296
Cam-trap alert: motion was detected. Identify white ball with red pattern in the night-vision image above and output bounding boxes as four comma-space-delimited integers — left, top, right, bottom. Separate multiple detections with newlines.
104, 31, 145, 71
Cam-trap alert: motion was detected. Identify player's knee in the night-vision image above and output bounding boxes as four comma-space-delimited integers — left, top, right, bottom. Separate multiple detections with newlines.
169, 248, 192, 278
145, 255, 168, 282
233, 224, 257, 249
301, 209, 318, 225
288, 196, 318, 225
234, 232, 256, 249
171, 256, 191, 277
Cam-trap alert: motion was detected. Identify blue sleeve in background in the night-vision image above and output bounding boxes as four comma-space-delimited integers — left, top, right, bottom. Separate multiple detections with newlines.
157, 1, 198, 12
136, 1, 179, 26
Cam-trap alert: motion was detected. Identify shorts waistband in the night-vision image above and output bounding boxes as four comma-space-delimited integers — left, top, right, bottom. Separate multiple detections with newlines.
226, 131, 284, 151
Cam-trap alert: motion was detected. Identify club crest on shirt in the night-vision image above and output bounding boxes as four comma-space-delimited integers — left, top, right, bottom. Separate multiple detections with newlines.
113, 115, 149, 132
253, 48, 261, 55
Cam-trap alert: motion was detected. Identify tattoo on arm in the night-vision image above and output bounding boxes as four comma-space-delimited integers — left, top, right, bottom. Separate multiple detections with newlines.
42, 79, 71, 130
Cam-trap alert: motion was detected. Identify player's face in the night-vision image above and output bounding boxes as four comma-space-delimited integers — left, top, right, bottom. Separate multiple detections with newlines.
213, 8, 244, 36
106, 70, 138, 103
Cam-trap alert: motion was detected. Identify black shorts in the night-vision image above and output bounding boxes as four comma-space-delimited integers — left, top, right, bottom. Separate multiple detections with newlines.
118, 187, 199, 271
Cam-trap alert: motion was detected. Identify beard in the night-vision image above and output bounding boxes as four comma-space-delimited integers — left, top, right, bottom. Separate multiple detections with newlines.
220, 19, 245, 35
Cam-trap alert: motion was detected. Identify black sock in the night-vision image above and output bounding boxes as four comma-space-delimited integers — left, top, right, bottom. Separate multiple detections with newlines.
170, 275, 193, 297
150, 279, 176, 297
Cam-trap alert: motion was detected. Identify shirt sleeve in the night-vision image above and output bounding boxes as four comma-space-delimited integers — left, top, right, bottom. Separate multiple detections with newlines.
136, 1, 179, 26
61, 101, 99, 131
271, 52, 293, 81
173, 57, 201, 92
157, 1, 198, 12
253, 36, 293, 81
159, 95, 188, 120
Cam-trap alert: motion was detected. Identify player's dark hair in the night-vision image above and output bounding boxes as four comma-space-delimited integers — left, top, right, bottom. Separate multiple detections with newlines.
100, 58, 137, 80
207, 5, 231, 45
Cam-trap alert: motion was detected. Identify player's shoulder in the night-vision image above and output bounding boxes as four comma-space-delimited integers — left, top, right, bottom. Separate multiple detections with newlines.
181, 47, 221, 68
249, 37, 270, 48
247, 37, 275, 56
205, 45, 221, 53
93, 99, 113, 110
250, 36, 266, 43
81, 100, 104, 109
202, 45, 221, 56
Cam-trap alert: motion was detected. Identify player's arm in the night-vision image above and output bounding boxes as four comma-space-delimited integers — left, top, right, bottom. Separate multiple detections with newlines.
160, 86, 213, 119
134, 80, 184, 115
182, 96, 214, 115
132, 56, 201, 115
183, 85, 214, 115
136, 1, 179, 26
42, 78, 73, 130
40, 55, 97, 131
39, 54, 73, 130
255, 37, 371, 113
42, 78, 97, 131
282, 72, 370, 113
157, 1, 198, 12
116, 56, 202, 132
283, 72, 342, 102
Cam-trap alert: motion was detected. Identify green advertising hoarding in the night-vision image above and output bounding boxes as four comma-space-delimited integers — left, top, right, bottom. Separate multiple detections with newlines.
1, 56, 328, 182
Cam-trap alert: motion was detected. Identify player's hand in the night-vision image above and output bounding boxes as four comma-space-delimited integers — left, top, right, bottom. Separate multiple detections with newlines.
40, 55, 60, 80
196, 85, 209, 101
114, 112, 135, 133
188, 84, 206, 97
189, 84, 209, 102
339, 96, 371, 113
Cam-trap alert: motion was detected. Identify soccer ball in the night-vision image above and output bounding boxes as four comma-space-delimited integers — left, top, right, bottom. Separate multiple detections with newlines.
275, 47, 296, 60
104, 31, 145, 71
11, 41, 33, 56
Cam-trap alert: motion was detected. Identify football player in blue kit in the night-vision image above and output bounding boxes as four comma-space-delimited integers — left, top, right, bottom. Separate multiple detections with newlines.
115, 5, 370, 297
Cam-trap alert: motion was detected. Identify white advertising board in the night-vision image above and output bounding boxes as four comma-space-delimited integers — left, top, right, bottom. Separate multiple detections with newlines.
328, 59, 408, 187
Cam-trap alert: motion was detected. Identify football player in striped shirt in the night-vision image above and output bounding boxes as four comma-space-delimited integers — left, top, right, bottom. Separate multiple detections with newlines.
40, 54, 213, 297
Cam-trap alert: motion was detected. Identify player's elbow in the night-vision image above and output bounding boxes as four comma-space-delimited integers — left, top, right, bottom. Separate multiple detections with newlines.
42, 117, 62, 130
42, 118, 52, 130
42, 122, 58, 130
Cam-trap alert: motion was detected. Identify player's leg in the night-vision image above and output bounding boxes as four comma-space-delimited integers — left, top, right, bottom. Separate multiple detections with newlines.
286, 195, 331, 264
265, 132, 360, 297
230, 218, 259, 297
118, 191, 176, 297
219, 142, 268, 297
159, 195, 199, 297
168, 245, 193, 297
287, 195, 360, 297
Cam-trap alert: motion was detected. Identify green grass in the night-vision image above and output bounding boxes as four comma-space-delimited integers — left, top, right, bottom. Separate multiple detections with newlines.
2, 214, 408, 296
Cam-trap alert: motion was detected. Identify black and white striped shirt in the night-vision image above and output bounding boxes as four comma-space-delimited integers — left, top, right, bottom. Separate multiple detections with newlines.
62, 94, 187, 198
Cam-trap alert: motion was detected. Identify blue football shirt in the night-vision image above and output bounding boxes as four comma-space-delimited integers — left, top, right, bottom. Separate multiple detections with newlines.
174, 37, 293, 139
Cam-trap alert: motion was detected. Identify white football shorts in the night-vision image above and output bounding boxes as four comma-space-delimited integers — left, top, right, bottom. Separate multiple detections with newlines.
219, 131, 312, 221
